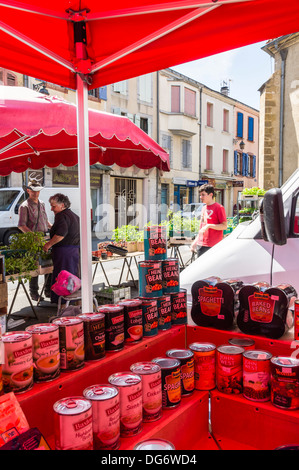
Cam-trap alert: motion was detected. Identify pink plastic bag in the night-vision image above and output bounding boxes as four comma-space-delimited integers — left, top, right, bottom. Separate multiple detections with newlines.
51, 270, 81, 296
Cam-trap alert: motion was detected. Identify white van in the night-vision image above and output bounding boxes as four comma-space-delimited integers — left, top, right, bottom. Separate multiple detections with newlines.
180, 169, 299, 301
0, 187, 81, 245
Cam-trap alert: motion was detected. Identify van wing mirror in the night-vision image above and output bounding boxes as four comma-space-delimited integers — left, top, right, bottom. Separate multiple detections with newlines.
261, 188, 287, 245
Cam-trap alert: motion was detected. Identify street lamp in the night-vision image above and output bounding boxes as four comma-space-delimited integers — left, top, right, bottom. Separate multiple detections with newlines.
239, 140, 245, 151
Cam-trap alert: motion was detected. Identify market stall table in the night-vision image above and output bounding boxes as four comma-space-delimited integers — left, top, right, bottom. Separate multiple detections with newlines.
92, 251, 144, 287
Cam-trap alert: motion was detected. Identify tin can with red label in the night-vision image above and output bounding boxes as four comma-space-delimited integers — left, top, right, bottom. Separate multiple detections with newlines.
53, 397, 93, 450
2, 331, 33, 394
171, 289, 187, 325
138, 297, 158, 336
157, 295, 172, 330
294, 300, 299, 341
166, 349, 194, 396
138, 261, 163, 297
83, 384, 120, 450
26, 323, 60, 382
243, 350, 272, 401
162, 258, 180, 293
78, 313, 105, 360
228, 337, 255, 350
108, 372, 142, 437
189, 342, 216, 391
144, 225, 167, 261
118, 299, 143, 343
216, 344, 244, 394
270, 356, 299, 410
52, 317, 84, 371
98, 305, 124, 351
130, 362, 162, 422
152, 357, 181, 408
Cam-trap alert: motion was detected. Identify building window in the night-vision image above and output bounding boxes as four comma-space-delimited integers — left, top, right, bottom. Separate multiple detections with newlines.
184, 87, 196, 116
207, 102, 213, 127
206, 145, 213, 170
222, 149, 229, 173
182, 139, 192, 169
113, 81, 128, 95
138, 74, 152, 104
114, 178, 137, 228
223, 109, 229, 132
140, 117, 148, 134
237, 112, 244, 138
234, 151, 243, 175
248, 116, 254, 141
171, 85, 180, 113
88, 86, 107, 100
0, 69, 17, 86
247, 154, 256, 177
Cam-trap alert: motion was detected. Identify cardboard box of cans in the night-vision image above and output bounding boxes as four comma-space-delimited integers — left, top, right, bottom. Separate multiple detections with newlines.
0, 283, 8, 309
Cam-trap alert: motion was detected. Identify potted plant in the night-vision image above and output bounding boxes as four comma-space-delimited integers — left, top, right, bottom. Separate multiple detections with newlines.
136, 230, 144, 252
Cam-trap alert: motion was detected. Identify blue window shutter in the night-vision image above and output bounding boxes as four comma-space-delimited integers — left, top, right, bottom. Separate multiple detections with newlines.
99, 86, 107, 100
242, 153, 248, 176
234, 150, 238, 175
237, 112, 243, 138
252, 155, 256, 177
248, 117, 254, 141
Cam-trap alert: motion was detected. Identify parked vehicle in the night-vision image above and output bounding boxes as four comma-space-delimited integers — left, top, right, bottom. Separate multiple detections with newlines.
0, 187, 82, 245
180, 169, 299, 303
181, 202, 205, 219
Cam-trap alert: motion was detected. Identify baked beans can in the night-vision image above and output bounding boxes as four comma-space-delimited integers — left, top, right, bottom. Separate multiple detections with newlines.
2, 331, 33, 394
138, 297, 158, 336
152, 357, 181, 408
166, 349, 194, 396
118, 299, 143, 343
138, 261, 163, 297
53, 397, 93, 450
78, 313, 105, 360
52, 317, 85, 371
98, 305, 124, 351
134, 439, 175, 450
162, 258, 180, 293
171, 289, 187, 325
83, 385, 120, 450
108, 372, 143, 437
216, 345, 244, 394
228, 337, 255, 350
157, 295, 172, 330
144, 225, 167, 261
243, 350, 272, 402
189, 342, 216, 391
270, 356, 299, 410
294, 300, 299, 341
25, 323, 60, 383
130, 362, 162, 422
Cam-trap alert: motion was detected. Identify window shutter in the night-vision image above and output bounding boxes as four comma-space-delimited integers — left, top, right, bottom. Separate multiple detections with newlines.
242, 153, 249, 176
252, 155, 256, 177
99, 86, 107, 100
248, 117, 254, 141
237, 112, 243, 138
234, 150, 238, 175
134, 114, 141, 127
171, 86, 180, 112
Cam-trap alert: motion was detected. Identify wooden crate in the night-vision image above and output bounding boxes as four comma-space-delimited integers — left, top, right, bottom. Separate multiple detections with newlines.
95, 286, 131, 304
0, 282, 8, 309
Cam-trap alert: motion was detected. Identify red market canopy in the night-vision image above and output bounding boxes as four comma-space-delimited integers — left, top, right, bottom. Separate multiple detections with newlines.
1, 0, 298, 312
0, 86, 170, 175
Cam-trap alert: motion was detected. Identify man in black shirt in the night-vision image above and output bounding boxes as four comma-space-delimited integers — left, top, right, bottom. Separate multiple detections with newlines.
43, 193, 80, 304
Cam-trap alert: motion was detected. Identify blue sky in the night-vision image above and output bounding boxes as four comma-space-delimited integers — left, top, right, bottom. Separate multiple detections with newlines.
172, 40, 274, 110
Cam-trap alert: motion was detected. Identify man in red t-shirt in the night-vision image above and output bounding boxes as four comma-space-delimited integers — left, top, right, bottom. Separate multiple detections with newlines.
191, 184, 227, 258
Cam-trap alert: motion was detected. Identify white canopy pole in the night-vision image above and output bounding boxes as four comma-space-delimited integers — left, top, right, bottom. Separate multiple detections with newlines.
76, 73, 93, 313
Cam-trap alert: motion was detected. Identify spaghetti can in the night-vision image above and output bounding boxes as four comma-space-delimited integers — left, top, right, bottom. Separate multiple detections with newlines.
171, 289, 187, 325
25, 323, 60, 382
138, 297, 158, 336
270, 356, 299, 410
98, 305, 124, 351
216, 345, 244, 394
152, 357, 181, 408
228, 337, 255, 350
243, 350, 272, 402
83, 385, 120, 450
295, 300, 299, 341
52, 317, 84, 371
53, 397, 93, 450
189, 342, 216, 391
166, 349, 194, 396
144, 225, 167, 261
156, 294, 172, 330
138, 261, 163, 297
162, 258, 180, 293
78, 313, 105, 360
108, 372, 143, 437
2, 331, 33, 394
130, 362, 162, 422
118, 299, 143, 343
134, 439, 175, 450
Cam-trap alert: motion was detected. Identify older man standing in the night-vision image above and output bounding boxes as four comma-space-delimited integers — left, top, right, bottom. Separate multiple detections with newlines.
18, 179, 52, 301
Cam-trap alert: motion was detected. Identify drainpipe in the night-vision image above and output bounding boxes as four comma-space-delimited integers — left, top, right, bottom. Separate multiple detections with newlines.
279, 49, 288, 187
156, 71, 161, 223
199, 87, 202, 179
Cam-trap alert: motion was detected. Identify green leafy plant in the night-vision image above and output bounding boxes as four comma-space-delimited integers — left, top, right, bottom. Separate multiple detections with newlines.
242, 187, 266, 197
